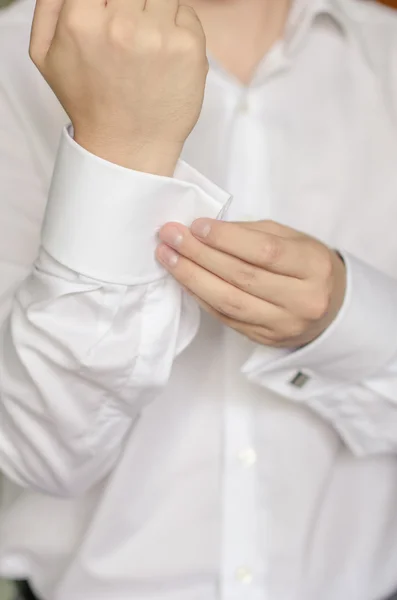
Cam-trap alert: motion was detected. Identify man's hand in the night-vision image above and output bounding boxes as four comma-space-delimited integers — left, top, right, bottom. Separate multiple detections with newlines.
30, 0, 208, 175
156, 219, 346, 348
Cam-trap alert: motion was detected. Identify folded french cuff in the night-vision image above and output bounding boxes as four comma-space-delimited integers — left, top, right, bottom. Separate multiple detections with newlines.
42, 127, 232, 285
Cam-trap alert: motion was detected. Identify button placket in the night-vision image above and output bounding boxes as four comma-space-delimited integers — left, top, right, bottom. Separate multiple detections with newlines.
238, 448, 257, 468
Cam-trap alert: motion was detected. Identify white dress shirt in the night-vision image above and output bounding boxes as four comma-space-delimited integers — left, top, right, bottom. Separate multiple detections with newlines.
0, 0, 397, 599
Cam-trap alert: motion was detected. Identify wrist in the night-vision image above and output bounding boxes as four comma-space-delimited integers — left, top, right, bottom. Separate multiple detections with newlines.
73, 131, 183, 176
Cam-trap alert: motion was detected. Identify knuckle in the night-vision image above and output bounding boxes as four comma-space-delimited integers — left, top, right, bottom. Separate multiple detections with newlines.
291, 319, 307, 338
260, 330, 287, 348
248, 327, 270, 345
258, 236, 281, 266
108, 17, 137, 48
305, 289, 331, 320
173, 30, 205, 59
261, 327, 281, 343
279, 317, 306, 339
230, 264, 258, 290
216, 295, 246, 319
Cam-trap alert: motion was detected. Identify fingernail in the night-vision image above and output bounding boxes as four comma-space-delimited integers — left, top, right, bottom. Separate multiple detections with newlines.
157, 244, 179, 267
159, 226, 183, 248
191, 219, 212, 239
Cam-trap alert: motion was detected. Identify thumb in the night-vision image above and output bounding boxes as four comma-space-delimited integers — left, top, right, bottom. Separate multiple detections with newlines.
30, 0, 65, 67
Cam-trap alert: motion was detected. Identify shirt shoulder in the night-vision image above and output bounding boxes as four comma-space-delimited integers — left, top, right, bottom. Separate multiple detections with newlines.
338, 0, 397, 75
334, 0, 397, 109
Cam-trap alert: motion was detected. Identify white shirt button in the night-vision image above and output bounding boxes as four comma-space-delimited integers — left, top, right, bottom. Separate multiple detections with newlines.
237, 96, 249, 113
238, 448, 257, 467
236, 567, 253, 584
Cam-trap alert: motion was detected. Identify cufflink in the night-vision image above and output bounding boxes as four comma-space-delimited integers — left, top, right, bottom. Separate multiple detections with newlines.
289, 371, 310, 388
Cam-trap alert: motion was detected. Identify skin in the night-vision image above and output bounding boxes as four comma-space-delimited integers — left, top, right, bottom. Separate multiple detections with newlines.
156, 219, 346, 348
186, 0, 290, 83
30, 0, 346, 349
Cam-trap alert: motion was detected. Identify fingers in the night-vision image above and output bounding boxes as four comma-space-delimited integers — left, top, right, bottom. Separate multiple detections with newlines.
156, 244, 285, 326
190, 296, 277, 343
190, 220, 310, 278
30, 0, 65, 64
193, 299, 289, 347
30, 0, 106, 66
238, 220, 305, 239
158, 223, 296, 305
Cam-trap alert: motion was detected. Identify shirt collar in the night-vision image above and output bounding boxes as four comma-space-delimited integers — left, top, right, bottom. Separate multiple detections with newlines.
285, 0, 347, 53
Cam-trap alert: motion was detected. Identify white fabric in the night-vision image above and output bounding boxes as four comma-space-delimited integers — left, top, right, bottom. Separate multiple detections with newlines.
0, 0, 397, 599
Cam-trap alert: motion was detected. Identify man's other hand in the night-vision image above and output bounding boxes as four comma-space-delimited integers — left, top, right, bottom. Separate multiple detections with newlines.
157, 219, 347, 348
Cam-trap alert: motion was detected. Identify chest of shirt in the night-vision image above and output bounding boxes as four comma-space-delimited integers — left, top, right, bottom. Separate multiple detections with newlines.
180, 38, 397, 279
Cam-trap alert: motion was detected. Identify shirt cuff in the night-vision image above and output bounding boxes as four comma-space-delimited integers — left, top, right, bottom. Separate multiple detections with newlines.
242, 253, 397, 399
41, 127, 231, 285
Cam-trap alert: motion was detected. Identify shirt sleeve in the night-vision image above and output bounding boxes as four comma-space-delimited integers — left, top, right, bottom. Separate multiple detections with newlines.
242, 253, 397, 457
0, 121, 230, 497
